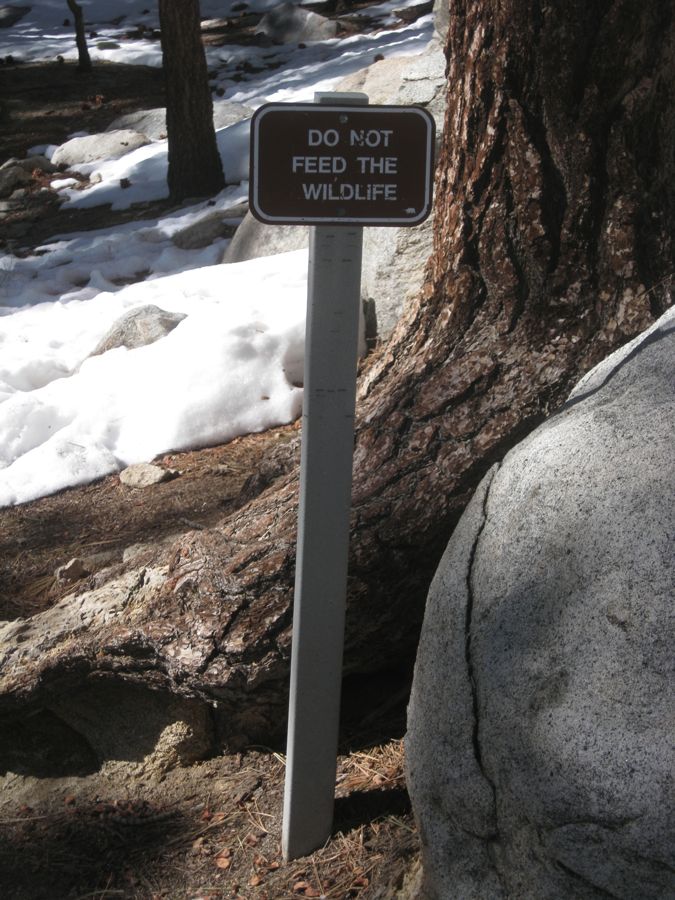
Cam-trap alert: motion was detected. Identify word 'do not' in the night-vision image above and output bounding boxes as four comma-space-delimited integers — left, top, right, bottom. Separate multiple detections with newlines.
308, 128, 394, 148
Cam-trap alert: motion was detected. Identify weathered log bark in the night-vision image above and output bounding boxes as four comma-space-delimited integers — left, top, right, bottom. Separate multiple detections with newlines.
158, 0, 225, 200
1, 0, 672, 745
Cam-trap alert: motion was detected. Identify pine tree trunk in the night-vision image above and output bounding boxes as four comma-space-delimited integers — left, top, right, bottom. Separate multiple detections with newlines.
347, 0, 675, 647
66, 0, 91, 72
158, 0, 225, 201
1, 0, 672, 744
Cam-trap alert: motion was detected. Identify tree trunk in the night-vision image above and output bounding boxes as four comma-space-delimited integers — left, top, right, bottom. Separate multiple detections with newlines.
350, 0, 675, 626
1, 0, 672, 745
158, 0, 225, 201
66, 0, 92, 72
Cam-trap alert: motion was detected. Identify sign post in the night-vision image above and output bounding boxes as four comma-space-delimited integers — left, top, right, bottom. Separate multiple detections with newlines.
249, 92, 435, 860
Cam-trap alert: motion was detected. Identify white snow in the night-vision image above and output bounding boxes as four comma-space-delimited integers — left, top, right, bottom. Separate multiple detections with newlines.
0, 0, 433, 506
0, 253, 308, 506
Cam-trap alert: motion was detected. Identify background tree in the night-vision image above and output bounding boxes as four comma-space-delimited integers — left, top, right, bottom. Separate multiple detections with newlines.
2, 0, 672, 741
66, 0, 92, 72
158, 0, 225, 200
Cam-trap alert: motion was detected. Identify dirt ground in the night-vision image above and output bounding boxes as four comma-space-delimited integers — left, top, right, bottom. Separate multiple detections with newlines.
0, 426, 303, 621
0, 39, 422, 900
0, 739, 420, 900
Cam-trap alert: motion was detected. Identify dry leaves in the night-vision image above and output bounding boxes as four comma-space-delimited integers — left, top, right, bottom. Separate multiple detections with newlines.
199, 808, 228, 828
215, 847, 233, 870
192, 836, 206, 854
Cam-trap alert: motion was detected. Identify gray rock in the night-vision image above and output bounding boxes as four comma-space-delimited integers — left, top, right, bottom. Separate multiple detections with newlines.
55, 557, 90, 584
432, 0, 449, 39
51, 130, 150, 168
406, 307, 675, 899
256, 2, 337, 43
222, 212, 308, 263
361, 219, 435, 340
219, 200, 249, 220
394, 0, 434, 24
105, 102, 253, 141
0, 165, 30, 198
171, 210, 239, 250
105, 107, 169, 140
212, 100, 255, 131
119, 463, 178, 488
334, 40, 446, 136
0, 154, 57, 174
335, 55, 415, 105
90, 304, 186, 356
0, 5, 30, 28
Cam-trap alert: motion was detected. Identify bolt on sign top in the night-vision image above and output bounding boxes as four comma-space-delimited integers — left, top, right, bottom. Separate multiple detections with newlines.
249, 102, 435, 227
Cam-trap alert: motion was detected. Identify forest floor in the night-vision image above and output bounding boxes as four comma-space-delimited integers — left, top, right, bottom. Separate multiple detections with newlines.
0, 54, 421, 900
0, 736, 419, 900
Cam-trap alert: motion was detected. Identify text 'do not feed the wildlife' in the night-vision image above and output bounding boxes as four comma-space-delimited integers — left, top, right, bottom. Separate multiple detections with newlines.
249, 102, 435, 226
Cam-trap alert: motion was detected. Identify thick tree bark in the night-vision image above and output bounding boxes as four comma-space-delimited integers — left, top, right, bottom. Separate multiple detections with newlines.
66, 0, 92, 72
1, 0, 672, 744
158, 0, 225, 200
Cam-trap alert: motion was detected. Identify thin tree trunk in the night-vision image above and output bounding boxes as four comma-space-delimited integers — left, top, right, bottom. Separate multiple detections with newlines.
66, 0, 91, 72
158, 0, 225, 200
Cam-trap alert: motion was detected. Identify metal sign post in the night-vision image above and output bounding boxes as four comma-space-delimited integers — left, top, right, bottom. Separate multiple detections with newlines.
281, 92, 367, 862
282, 219, 364, 860
249, 92, 435, 860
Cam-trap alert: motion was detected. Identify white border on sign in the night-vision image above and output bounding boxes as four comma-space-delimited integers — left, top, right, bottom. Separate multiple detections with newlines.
250, 103, 435, 226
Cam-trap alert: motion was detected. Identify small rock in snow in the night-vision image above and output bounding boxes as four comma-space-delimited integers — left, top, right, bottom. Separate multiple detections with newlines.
119, 463, 179, 488
90, 304, 187, 356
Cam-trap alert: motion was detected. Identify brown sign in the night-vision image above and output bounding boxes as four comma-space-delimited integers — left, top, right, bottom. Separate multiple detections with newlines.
249, 103, 435, 227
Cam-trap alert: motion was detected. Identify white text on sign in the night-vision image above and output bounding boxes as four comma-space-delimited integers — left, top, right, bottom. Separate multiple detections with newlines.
292, 157, 398, 175
298, 128, 400, 203
307, 128, 394, 148
302, 183, 397, 200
